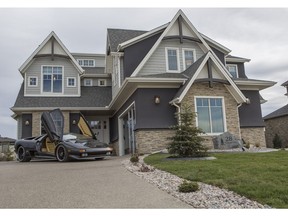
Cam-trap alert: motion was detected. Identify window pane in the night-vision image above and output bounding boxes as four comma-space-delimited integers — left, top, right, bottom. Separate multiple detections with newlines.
211, 106, 224, 133
184, 50, 194, 69
43, 74, 51, 92
197, 106, 211, 133
167, 49, 178, 71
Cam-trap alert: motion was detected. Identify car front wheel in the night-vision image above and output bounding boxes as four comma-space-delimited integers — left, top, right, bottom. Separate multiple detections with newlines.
17, 146, 31, 162
56, 145, 69, 162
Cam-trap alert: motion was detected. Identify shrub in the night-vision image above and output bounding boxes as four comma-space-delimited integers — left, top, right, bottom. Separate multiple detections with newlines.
178, 180, 199, 193
167, 104, 208, 157
273, 134, 282, 149
130, 154, 139, 163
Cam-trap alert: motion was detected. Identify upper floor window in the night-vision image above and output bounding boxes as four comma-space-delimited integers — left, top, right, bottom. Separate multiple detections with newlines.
183, 49, 195, 70
77, 59, 95, 67
84, 79, 93, 86
195, 97, 225, 134
226, 64, 238, 78
42, 66, 63, 93
67, 77, 76, 87
28, 76, 38, 87
165, 47, 180, 72
98, 79, 106, 87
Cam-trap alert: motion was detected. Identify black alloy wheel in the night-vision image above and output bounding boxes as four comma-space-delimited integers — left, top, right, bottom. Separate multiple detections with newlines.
17, 146, 31, 162
56, 145, 69, 162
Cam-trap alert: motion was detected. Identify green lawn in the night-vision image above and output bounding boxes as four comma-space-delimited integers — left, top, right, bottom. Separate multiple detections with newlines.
144, 151, 288, 208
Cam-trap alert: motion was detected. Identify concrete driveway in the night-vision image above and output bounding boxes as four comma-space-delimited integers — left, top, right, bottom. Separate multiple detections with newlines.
0, 157, 191, 208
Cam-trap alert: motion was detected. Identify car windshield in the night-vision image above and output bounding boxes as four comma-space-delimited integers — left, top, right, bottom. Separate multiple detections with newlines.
63, 133, 108, 148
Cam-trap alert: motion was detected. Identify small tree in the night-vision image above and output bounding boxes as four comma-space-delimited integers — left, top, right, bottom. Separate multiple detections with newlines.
167, 104, 208, 157
273, 133, 282, 149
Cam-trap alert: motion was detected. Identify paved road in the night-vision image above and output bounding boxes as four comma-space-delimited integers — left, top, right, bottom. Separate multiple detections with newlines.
0, 157, 191, 208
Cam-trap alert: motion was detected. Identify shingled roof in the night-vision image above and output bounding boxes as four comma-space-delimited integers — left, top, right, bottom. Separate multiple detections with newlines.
12, 83, 112, 109
264, 104, 288, 120
107, 28, 147, 52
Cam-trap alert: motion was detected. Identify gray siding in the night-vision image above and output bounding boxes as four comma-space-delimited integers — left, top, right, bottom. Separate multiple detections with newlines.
139, 39, 205, 76
110, 88, 178, 142
25, 56, 80, 96
239, 90, 264, 127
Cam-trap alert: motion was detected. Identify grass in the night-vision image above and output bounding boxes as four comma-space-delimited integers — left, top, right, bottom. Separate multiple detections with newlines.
144, 150, 288, 208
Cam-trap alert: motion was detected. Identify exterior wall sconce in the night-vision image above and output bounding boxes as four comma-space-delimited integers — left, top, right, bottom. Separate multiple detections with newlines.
154, 96, 160, 104
25, 120, 30, 126
72, 120, 77, 125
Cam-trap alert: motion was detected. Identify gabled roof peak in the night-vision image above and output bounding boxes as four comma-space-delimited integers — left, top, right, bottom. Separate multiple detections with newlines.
19, 31, 84, 74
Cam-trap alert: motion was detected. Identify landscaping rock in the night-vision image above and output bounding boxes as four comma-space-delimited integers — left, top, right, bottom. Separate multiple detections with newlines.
122, 155, 269, 209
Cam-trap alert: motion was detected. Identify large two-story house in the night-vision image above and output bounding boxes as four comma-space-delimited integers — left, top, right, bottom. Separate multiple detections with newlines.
11, 10, 276, 156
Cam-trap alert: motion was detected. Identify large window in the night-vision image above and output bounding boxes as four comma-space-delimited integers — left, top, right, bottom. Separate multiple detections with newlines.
183, 49, 195, 70
42, 66, 63, 93
195, 97, 225, 134
165, 48, 180, 72
226, 64, 238, 78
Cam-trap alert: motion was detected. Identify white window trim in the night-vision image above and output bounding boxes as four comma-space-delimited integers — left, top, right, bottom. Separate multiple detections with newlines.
67, 77, 76, 87
165, 47, 180, 73
84, 78, 93, 86
182, 48, 196, 70
194, 96, 227, 136
41, 65, 64, 95
98, 79, 107, 86
28, 76, 38, 87
226, 64, 238, 78
77, 59, 95, 67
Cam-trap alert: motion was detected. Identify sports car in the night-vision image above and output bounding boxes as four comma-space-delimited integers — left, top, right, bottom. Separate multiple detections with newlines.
14, 109, 113, 162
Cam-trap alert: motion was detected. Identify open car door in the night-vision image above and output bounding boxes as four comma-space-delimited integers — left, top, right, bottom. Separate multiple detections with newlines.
78, 113, 97, 140
41, 109, 64, 142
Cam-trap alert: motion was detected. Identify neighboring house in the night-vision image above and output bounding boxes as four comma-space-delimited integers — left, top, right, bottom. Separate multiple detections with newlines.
264, 81, 288, 148
0, 136, 15, 153
11, 10, 276, 156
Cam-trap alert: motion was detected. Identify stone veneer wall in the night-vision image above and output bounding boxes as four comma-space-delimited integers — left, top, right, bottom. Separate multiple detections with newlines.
265, 116, 288, 148
31, 111, 70, 137
135, 129, 175, 154
240, 127, 266, 147
181, 82, 241, 148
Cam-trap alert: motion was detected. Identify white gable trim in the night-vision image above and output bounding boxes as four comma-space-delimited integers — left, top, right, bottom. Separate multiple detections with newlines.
176, 52, 247, 104
130, 10, 212, 77
19, 31, 84, 75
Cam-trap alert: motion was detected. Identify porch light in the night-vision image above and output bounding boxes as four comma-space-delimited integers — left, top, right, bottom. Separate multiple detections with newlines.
72, 120, 77, 125
25, 120, 30, 126
154, 96, 160, 104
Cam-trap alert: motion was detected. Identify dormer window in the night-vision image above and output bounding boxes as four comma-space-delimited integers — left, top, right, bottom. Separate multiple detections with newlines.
42, 66, 63, 93
84, 79, 93, 86
226, 64, 238, 78
77, 59, 95, 67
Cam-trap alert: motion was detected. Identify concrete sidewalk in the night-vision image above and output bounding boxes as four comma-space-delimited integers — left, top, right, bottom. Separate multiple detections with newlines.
0, 157, 191, 208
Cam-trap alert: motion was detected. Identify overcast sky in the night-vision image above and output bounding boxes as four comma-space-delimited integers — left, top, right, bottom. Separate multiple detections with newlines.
0, 7, 287, 139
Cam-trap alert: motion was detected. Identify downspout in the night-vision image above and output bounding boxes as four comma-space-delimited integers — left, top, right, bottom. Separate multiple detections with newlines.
172, 100, 181, 126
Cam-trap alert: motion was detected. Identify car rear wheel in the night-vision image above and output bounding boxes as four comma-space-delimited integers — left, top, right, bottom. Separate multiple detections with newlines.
17, 146, 31, 162
56, 145, 69, 162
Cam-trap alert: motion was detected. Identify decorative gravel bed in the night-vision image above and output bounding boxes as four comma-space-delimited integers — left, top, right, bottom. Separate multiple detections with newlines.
122, 151, 273, 209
